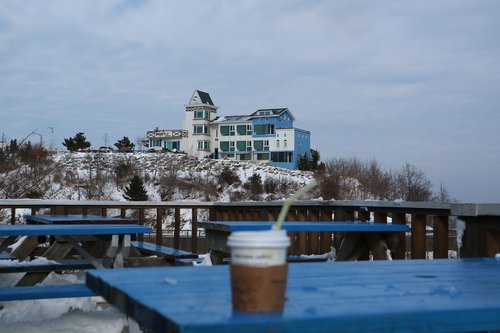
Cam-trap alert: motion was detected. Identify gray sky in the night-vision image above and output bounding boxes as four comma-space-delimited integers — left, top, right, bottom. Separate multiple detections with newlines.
1, 1, 499, 203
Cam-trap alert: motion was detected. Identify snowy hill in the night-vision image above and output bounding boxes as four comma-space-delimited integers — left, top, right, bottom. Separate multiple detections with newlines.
52, 152, 314, 202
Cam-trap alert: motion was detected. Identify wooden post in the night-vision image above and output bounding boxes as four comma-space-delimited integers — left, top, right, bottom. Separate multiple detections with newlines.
411, 214, 426, 259
287, 209, 298, 255
10, 208, 16, 225
296, 209, 308, 255
156, 208, 164, 245
333, 208, 346, 252
374, 212, 387, 223
174, 208, 181, 249
319, 209, 333, 254
392, 213, 407, 260
309, 209, 320, 255
433, 215, 449, 259
191, 208, 198, 253
138, 208, 145, 242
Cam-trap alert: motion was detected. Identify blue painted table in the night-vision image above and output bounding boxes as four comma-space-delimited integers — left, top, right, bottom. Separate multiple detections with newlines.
86, 259, 500, 333
198, 221, 409, 263
0, 224, 153, 286
24, 214, 138, 225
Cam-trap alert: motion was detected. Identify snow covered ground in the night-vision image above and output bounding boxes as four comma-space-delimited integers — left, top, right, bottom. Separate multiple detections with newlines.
0, 268, 132, 333
0, 252, 214, 332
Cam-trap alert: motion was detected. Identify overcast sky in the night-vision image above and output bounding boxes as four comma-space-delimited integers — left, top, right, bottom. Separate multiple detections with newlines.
1, 1, 499, 202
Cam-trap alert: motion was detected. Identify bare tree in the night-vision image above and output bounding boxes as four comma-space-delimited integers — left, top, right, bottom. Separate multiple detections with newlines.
396, 162, 433, 201
432, 182, 451, 203
0, 137, 59, 199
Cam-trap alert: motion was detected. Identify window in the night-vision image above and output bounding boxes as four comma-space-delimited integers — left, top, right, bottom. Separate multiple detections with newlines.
220, 126, 229, 136
254, 124, 275, 135
276, 140, 280, 148
220, 141, 229, 152
284, 139, 287, 148
236, 125, 247, 136
239, 153, 251, 161
271, 152, 293, 163
234, 141, 253, 151
256, 153, 269, 160
194, 109, 209, 119
220, 125, 235, 136
246, 125, 252, 135
254, 140, 269, 151
229, 141, 235, 151
150, 139, 160, 147
236, 141, 246, 152
197, 141, 209, 150
193, 125, 208, 134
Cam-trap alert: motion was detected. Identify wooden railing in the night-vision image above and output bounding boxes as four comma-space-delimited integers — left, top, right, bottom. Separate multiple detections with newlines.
2, 199, 475, 259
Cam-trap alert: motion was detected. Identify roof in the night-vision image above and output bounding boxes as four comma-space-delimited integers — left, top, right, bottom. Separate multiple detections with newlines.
249, 108, 295, 120
211, 115, 250, 123
195, 90, 214, 106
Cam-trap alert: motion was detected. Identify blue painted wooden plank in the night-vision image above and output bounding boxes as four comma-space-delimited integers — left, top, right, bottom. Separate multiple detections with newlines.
0, 284, 96, 301
199, 221, 409, 232
24, 214, 138, 224
0, 259, 97, 273
131, 241, 198, 259
0, 224, 153, 236
86, 259, 500, 333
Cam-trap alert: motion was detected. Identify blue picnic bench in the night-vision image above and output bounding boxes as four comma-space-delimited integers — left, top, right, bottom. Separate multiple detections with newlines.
0, 223, 152, 289
198, 221, 409, 264
130, 241, 199, 266
0, 284, 95, 301
86, 258, 500, 333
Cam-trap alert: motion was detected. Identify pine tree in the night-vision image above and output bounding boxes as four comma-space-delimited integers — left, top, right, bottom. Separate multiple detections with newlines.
310, 149, 320, 171
123, 175, 148, 201
63, 132, 91, 152
298, 153, 310, 171
243, 173, 263, 200
114, 136, 135, 152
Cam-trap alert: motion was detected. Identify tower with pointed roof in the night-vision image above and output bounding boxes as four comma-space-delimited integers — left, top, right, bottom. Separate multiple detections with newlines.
182, 90, 218, 158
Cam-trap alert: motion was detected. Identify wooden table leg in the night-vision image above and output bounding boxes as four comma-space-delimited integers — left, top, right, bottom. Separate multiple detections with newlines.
336, 233, 369, 261
15, 241, 73, 287
365, 233, 390, 260
209, 250, 227, 265
10, 236, 41, 260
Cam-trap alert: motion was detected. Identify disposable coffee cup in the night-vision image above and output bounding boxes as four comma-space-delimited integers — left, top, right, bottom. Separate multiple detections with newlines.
227, 229, 290, 313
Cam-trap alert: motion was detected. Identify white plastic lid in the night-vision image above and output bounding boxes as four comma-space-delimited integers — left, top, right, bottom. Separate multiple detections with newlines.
227, 229, 290, 249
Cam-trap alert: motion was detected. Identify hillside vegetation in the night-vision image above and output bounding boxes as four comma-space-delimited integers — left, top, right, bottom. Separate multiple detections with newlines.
0, 141, 449, 203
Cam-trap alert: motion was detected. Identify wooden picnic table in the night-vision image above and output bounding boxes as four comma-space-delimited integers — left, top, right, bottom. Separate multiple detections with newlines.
86, 258, 500, 333
0, 223, 152, 286
198, 221, 409, 264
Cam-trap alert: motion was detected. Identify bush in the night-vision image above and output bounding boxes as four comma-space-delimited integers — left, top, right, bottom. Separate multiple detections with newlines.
218, 166, 240, 187
264, 177, 279, 194
243, 173, 263, 200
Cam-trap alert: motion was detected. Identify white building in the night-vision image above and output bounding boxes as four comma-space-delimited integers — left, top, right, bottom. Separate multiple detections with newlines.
146, 90, 311, 169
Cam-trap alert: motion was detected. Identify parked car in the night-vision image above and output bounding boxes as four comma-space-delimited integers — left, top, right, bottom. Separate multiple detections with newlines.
98, 146, 113, 153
